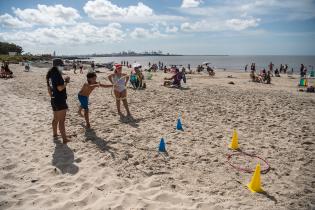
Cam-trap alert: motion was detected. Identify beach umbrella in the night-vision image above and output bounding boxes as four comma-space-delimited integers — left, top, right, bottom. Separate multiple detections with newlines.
132, 63, 142, 68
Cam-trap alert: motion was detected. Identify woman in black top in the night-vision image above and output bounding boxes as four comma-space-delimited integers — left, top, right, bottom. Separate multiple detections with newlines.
46, 67, 70, 144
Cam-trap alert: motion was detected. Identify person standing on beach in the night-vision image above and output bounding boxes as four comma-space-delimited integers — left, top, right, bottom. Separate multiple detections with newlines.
245, 64, 248, 72
46, 66, 70, 144
300, 64, 305, 77
79, 62, 83, 74
78, 72, 113, 128
73, 61, 77, 74
91, 61, 95, 72
108, 64, 131, 116
269, 62, 274, 73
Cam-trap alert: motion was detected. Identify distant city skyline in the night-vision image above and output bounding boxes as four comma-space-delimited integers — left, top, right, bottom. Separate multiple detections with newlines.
0, 0, 315, 55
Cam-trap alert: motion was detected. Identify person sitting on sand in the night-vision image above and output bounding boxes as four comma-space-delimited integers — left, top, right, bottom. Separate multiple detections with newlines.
164, 68, 183, 87
274, 68, 280, 77
265, 70, 271, 84
78, 72, 112, 128
108, 64, 131, 116
130, 67, 145, 89
250, 70, 263, 83
206, 65, 215, 76
260, 68, 266, 79
197, 65, 203, 73
0, 65, 6, 78
2, 62, 13, 78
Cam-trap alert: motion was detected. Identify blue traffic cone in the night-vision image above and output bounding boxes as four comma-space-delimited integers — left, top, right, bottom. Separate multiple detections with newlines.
176, 118, 183, 131
159, 138, 166, 152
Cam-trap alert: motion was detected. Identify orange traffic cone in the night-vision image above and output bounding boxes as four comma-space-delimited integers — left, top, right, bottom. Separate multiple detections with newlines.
229, 129, 239, 150
247, 163, 264, 193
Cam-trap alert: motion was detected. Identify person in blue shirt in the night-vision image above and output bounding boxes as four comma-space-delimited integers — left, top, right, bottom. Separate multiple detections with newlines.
46, 66, 70, 144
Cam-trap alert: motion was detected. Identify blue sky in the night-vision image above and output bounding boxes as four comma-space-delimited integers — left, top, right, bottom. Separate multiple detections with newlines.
0, 0, 314, 55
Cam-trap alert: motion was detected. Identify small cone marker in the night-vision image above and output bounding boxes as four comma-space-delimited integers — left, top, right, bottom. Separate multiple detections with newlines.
159, 138, 166, 152
247, 163, 264, 193
176, 114, 183, 131
229, 129, 239, 150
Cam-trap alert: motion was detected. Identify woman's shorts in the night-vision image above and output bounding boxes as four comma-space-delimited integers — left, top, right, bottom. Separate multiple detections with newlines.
51, 98, 68, 111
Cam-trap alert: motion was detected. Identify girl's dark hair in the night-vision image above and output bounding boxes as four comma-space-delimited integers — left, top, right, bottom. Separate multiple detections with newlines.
46, 66, 60, 86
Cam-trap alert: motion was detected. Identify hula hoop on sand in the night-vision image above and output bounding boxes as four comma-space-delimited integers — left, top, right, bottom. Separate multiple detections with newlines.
226, 151, 270, 174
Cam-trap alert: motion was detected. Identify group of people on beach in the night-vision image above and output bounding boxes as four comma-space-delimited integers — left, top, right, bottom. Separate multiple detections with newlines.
46, 63, 131, 144
0, 62, 13, 78
72, 61, 84, 74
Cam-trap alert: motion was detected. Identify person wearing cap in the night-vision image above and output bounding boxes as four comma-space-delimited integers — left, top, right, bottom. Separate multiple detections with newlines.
108, 64, 131, 116
46, 65, 70, 144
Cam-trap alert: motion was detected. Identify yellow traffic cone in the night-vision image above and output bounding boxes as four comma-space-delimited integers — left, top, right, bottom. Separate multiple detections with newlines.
229, 129, 239, 150
247, 163, 264, 193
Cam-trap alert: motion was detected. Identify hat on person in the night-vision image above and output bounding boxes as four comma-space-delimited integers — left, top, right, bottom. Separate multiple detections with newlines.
114, 64, 122, 69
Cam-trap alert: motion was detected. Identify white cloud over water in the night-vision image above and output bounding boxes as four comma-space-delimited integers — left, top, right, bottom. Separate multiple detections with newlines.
0, 22, 124, 45
226, 18, 260, 31
0, 4, 80, 28
14, 4, 80, 26
130, 27, 168, 39
181, 0, 203, 8
83, 0, 184, 23
180, 17, 260, 32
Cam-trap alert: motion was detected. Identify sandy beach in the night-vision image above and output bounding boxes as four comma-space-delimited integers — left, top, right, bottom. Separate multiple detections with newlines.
0, 64, 314, 210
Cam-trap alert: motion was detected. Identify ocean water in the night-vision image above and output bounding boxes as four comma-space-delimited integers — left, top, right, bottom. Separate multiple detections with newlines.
89, 55, 315, 72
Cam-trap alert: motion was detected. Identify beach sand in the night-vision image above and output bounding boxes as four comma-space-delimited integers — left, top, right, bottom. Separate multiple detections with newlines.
0, 64, 314, 210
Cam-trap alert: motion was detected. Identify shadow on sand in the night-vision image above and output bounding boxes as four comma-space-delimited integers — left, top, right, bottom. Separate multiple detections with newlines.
119, 114, 141, 128
84, 128, 116, 159
259, 191, 278, 204
52, 139, 79, 174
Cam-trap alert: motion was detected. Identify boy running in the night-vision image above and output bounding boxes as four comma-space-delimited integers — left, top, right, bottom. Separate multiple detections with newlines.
78, 72, 112, 128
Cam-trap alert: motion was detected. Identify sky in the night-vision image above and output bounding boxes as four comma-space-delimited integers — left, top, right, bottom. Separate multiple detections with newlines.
0, 0, 315, 55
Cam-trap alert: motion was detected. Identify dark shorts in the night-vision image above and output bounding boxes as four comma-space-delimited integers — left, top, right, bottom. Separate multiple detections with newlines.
51, 98, 68, 111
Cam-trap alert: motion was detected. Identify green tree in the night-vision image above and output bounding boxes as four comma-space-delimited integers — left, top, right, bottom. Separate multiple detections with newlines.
0, 42, 23, 55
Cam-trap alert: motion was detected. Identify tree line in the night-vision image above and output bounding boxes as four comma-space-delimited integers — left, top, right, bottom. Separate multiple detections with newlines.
0, 42, 23, 55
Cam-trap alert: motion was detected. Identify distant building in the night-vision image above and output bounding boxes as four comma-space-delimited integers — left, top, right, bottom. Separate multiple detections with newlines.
53, 51, 56, 57
8, 52, 17, 56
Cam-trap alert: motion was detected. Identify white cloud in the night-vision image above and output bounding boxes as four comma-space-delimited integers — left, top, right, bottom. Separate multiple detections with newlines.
130, 27, 167, 39
83, 0, 184, 23
226, 18, 260, 31
181, 17, 260, 32
0, 22, 125, 45
181, 0, 202, 8
165, 26, 178, 33
181, 20, 224, 32
179, 0, 315, 21
13, 4, 80, 26
0, 13, 31, 28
